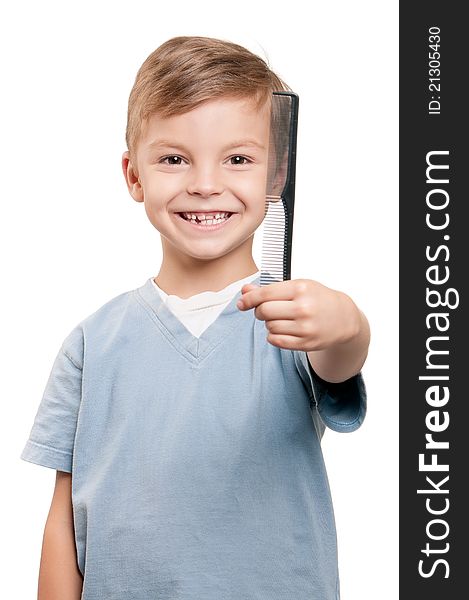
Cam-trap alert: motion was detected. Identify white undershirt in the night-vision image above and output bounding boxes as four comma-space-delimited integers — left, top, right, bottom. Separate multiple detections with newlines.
151, 271, 260, 338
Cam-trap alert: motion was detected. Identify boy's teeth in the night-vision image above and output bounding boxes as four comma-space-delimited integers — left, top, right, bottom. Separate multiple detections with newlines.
181, 211, 231, 224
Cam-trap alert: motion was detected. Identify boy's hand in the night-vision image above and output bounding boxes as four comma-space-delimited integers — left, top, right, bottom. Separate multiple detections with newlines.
237, 279, 360, 352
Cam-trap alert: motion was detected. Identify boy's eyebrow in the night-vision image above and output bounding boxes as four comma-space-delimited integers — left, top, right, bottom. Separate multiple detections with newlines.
146, 139, 266, 152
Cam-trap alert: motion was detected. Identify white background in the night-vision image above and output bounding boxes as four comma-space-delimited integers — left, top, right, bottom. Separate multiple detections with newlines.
2, 1, 398, 597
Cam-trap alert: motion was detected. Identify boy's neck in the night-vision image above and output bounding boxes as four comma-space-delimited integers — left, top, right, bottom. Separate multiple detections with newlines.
154, 257, 259, 298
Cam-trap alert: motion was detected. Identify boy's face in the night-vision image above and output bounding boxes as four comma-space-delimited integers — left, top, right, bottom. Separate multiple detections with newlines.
122, 96, 271, 264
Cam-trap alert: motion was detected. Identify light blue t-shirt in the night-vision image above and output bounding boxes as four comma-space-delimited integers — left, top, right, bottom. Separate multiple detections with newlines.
20, 274, 366, 600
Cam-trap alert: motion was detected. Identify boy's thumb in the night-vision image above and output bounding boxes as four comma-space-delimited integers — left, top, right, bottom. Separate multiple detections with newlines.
241, 283, 259, 293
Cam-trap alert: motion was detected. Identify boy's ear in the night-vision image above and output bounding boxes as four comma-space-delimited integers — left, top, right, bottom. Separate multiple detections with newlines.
121, 151, 144, 203
267, 156, 288, 200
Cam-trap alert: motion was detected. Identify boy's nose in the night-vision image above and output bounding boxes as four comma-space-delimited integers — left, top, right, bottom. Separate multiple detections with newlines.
186, 166, 224, 197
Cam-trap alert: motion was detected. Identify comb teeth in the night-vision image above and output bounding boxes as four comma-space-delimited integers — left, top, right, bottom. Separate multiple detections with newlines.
260, 199, 288, 286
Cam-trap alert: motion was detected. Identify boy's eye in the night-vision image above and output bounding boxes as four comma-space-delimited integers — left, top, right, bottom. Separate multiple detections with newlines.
230, 155, 251, 166
158, 155, 251, 166
160, 155, 184, 166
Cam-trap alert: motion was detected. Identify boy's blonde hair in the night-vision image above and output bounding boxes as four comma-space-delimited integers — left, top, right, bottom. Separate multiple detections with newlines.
125, 36, 291, 164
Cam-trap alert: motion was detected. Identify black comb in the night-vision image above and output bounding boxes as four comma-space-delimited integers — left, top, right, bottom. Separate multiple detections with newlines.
260, 91, 299, 285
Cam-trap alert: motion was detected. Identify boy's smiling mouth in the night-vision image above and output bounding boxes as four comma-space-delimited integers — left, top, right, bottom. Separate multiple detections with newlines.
176, 211, 236, 229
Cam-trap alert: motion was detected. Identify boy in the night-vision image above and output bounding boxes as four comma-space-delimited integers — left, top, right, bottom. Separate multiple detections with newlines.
20, 36, 369, 599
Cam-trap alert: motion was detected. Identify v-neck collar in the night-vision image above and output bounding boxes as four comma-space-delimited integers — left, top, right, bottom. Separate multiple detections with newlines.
135, 274, 261, 363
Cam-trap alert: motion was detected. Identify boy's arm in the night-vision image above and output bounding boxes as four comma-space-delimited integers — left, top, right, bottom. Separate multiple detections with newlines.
38, 471, 83, 600
306, 300, 370, 383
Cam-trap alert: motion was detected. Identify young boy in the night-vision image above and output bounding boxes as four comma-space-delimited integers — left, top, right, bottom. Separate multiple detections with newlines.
20, 36, 369, 599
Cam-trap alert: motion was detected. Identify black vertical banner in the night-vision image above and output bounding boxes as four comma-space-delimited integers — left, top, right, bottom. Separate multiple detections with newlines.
400, 3, 467, 597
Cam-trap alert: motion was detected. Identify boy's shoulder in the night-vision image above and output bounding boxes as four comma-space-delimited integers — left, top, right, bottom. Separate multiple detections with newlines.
60, 278, 147, 363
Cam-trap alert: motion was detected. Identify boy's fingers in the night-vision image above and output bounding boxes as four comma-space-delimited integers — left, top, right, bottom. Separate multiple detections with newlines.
237, 284, 258, 309
241, 283, 258, 292
238, 280, 294, 310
